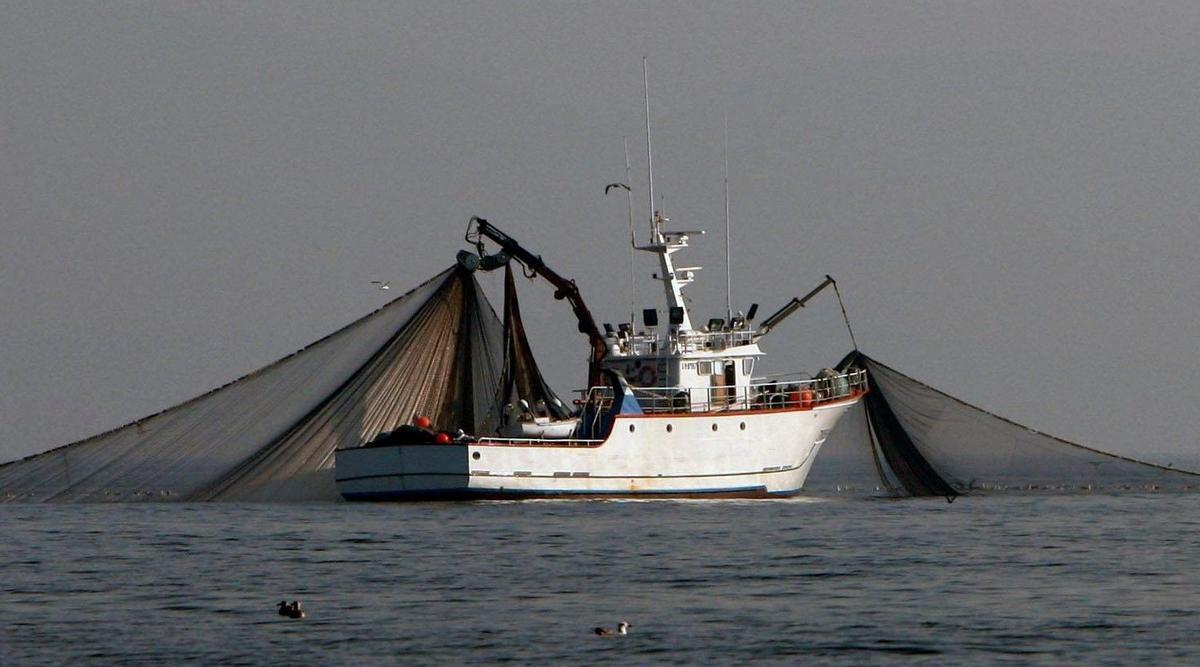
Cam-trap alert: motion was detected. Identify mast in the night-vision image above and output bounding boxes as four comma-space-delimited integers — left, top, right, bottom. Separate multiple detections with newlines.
624, 136, 636, 326
724, 110, 732, 321
643, 57, 657, 242
636, 58, 698, 332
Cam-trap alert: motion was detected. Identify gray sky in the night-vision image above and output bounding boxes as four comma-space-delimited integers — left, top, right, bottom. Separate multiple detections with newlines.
3, 1, 1200, 462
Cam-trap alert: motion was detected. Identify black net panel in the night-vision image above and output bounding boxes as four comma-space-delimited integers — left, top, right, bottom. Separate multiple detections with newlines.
810, 351, 1200, 495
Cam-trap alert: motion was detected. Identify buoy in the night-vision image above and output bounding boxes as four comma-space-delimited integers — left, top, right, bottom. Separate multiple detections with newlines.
636, 365, 657, 386
800, 389, 814, 409
415, 415, 433, 429
435, 432, 452, 445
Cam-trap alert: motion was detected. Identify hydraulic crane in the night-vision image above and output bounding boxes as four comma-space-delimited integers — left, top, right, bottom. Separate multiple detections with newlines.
460, 217, 608, 386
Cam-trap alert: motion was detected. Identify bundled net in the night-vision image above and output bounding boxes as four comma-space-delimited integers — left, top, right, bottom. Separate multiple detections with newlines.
0, 268, 503, 502
808, 352, 1200, 495
496, 265, 572, 422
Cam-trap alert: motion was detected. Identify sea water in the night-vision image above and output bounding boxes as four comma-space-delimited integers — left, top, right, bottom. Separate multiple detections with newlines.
2, 495, 1198, 665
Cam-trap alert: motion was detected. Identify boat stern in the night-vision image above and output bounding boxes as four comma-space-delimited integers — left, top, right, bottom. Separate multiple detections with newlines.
335, 444, 471, 501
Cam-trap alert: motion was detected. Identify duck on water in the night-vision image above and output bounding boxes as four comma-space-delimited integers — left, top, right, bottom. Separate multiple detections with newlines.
594, 621, 630, 636
278, 600, 305, 619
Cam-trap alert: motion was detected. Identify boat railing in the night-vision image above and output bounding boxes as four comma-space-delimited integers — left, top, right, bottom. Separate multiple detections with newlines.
475, 436, 605, 446
673, 328, 756, 353
616, 328, 758, 356
578, 368, 868, 415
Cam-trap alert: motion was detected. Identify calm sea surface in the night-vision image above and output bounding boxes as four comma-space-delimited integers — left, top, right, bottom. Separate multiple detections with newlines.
2, 495, 1198, 665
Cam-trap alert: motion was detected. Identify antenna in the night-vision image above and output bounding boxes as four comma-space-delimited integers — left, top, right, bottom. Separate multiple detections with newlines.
724, 110, 732, 321
623, 136, 636, 326
643, 57, 656, 240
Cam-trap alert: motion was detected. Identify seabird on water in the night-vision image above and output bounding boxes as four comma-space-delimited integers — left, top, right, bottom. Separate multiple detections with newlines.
370, 281, 391, 290
278, 600, 306, 619
593, 621, 630, 636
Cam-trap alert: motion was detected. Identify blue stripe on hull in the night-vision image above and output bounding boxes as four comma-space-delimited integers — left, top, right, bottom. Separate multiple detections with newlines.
339, 485, 801, 502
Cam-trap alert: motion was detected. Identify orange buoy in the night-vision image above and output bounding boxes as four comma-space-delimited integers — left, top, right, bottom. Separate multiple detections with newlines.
435, 432, 452, 445
800, 389, 814, 409
415, 415, 433, 429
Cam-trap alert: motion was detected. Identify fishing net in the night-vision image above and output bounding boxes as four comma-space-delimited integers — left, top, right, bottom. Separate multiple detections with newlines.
0, 268, 503, 502
808, 352, 1200, 495
496, 264, 572, 422
5, 266, 1196, 502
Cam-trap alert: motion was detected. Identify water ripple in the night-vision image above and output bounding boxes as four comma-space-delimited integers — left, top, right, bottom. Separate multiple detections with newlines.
2, 495, 1199, 664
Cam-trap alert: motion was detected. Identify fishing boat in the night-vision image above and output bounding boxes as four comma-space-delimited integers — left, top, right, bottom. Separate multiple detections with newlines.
335, 65, 865, 500
334, 215, 866, 500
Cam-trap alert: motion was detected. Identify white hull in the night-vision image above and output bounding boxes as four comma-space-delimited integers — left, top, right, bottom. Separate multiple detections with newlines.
335, 397, 857, 500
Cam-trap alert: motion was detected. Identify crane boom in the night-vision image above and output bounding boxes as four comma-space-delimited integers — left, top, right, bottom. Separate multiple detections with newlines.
467, 217, 608, 382
755, 276, 836, 338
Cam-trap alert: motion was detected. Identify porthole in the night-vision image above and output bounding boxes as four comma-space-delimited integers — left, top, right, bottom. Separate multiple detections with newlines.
629, 424, 636, 433
739, 422, 747, 431
666, 424, 673, 433
711, 423, 719, 432
472, 451, 481, 460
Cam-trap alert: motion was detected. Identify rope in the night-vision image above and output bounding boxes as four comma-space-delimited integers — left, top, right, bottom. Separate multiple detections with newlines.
828, 276, 859, 351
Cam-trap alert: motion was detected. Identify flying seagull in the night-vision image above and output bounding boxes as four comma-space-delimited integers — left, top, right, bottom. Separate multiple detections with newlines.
604, 182, 631, 195
370, 281, 390, 290
593, 621, 630, 636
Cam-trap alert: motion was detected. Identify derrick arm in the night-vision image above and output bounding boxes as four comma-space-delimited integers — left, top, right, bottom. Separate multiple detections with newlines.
466, 217, 608, 376
755, 275, 836, 338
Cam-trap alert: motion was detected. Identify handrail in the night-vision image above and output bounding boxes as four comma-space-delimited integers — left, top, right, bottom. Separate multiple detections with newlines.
577, 368, 868, 415
612, 328, 758, 357
476, 436, 605, 445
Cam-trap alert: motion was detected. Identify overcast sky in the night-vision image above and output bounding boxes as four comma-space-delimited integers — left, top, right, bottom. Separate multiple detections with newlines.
3, 1, 1200, 463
